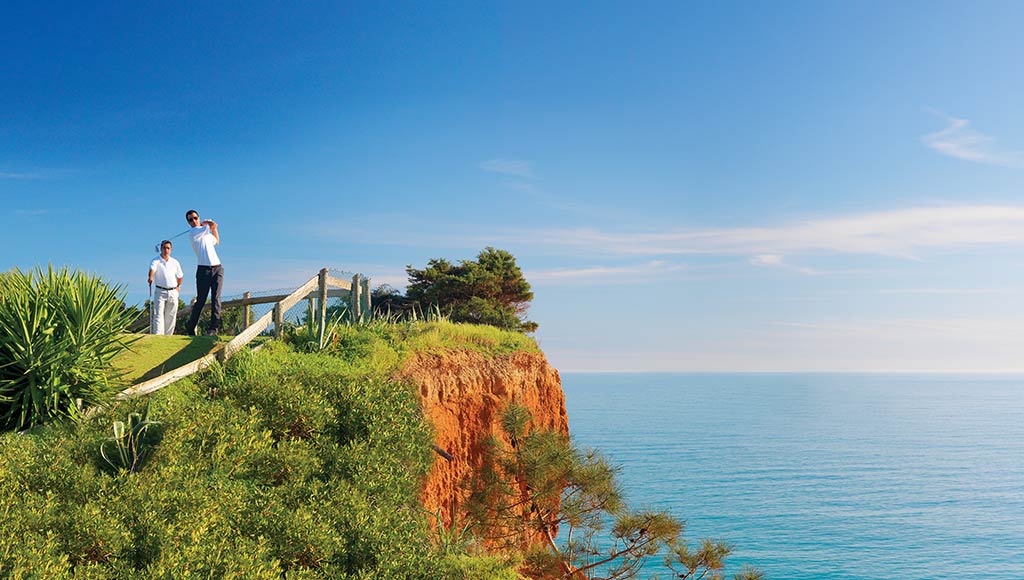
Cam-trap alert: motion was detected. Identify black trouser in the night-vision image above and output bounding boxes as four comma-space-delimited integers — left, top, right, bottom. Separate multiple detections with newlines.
186, 264, 223, 334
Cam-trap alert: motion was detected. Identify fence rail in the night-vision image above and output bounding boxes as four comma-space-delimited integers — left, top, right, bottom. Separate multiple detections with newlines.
119, 268, 371, 400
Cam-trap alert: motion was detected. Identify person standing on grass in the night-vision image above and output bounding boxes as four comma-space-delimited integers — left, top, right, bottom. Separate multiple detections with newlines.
148, 240, 184, 335
183, 209, 223, 336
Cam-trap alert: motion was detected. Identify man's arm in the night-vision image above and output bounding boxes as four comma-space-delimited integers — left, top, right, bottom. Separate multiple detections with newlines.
148, 268, 155, 286
203, 219, 220, 244
176, 276, 183, 290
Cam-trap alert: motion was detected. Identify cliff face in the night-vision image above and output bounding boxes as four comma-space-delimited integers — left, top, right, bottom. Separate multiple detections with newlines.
397, 350, 568, 529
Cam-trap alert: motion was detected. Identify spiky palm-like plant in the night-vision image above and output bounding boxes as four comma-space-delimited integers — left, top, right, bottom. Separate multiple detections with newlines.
0, 266, 137, 431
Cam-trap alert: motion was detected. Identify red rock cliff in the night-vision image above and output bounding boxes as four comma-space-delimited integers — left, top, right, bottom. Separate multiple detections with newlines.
397, 350, 568, 529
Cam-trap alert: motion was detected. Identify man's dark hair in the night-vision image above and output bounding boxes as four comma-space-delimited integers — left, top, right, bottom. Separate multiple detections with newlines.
185, 209, 199, 219
160, 240, 172, 248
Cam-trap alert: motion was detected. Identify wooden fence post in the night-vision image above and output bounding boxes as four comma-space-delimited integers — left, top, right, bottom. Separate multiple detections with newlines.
272, 302, 283, 338
361, 277, 371, 322
351, 274, 362, 324
243, 292, 251, 328
317, 268, 328, 346
307, 296, 315, 327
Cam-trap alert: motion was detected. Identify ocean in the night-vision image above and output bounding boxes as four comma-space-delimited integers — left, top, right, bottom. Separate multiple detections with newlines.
561, 373, 1024, 580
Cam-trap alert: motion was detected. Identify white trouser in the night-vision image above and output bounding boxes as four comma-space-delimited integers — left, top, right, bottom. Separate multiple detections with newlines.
150, 288, 179, 335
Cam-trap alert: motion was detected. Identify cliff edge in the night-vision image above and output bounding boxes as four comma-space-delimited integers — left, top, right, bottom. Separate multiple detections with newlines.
397, 350, 568, 529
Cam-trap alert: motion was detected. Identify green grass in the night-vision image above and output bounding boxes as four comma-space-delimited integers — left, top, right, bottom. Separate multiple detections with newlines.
386, 320, 540, 357
112, 334, 221, 384
321, 319, 539, 363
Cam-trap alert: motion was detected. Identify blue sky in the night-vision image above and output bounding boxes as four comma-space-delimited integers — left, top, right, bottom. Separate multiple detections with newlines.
4, 1, 1024, 371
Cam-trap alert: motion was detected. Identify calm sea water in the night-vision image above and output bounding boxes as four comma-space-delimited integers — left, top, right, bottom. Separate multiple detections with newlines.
561, 373, 1024, 580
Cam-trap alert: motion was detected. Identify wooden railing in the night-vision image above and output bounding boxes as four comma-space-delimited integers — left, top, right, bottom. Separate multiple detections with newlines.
118, 268, 371, 400
130, 270, 372, 333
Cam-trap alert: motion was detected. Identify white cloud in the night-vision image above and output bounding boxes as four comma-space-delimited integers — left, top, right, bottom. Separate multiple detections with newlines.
921, 113, 1024, 168
479, 158, 534, 178
511, 205, 1024, 258
527, 260, 686, 285
312, 205, 1024, 272
0, 168, 78, 180
771, 317, 1024, 342
876, 287, 1013, 295
749, 254, 817, 275
546, 317, 1024, 372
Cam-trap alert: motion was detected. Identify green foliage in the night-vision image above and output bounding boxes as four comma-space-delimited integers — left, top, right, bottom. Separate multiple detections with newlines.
439, 554, 523, 580
467, 404, 762, 580
99, 402, 161, 474
426, 508, 476, 556
295, 303, 348, 352
0, 329, 534, 578
406, 247, 538, 332
286, 317, 539, 364
0, 266, 137, 432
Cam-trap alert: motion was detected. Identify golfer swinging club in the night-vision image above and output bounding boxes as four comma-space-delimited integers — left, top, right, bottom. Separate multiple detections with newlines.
183, 209, 223, 336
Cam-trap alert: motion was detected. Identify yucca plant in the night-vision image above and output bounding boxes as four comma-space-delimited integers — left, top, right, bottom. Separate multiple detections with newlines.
425, 508, 476, 556
100, 402, 160, 474
0, 266, 138, 431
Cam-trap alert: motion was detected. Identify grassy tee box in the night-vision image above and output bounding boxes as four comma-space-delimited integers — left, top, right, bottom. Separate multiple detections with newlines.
111, 334, 221, 385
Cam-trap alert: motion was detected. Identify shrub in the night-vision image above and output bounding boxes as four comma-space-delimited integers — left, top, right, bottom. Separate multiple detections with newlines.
406, 247, 538, 332
0, 266, 137, 431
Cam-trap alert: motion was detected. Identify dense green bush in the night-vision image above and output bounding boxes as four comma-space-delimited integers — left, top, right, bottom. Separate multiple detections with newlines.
0, 266, 137, 431
406, 247, 538, 332
0, 332, 524, 579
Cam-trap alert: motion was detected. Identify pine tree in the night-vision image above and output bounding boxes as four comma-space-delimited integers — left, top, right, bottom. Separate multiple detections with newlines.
466, 404, 764, 580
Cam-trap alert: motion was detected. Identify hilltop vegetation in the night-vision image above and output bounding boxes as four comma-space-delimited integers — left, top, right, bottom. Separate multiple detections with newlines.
0, 322, 533, 579
398, 247, 538, 333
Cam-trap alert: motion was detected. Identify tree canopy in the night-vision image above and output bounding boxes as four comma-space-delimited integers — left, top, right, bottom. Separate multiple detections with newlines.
405, 247, 537, 332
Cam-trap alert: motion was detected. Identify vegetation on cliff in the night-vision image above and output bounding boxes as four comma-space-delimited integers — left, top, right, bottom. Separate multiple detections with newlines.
404, 247, 538, 332
0, 322, 531, 579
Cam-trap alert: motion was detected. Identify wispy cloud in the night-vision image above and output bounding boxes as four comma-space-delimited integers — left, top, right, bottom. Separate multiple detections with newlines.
479, 158, 534, 178
1, 171, 47, 179
312, 205, 1024, 271
551, 315, 1024, 372
507, 205, 1024, 258
0, 167, 79, 180
921, 113, 1024, 168
749, 254, 817, 275
772, 317, 1024, 340
527, 260, 687, 285
876, 287, 1013, 295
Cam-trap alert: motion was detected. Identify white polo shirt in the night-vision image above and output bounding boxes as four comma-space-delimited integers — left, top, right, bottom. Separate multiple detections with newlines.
189, 225, 221, 266
150, 255, 184, 289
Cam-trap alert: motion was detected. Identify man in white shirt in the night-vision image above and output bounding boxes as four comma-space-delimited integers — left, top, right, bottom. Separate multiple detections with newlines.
183, 209, 224, 336
148, 240, 184, 335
